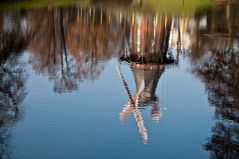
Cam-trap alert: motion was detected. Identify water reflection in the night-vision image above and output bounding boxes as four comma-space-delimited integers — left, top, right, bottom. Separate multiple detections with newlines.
115, 2, 239, 151
117, 12, 178, 143
0, 1, 238, 158
1, 7, 123, 93
190, 5, 239, 159
0, 6, 187, 94
0, 10, 28, 158
117, 64, 164, 144
26, 7, 125, 92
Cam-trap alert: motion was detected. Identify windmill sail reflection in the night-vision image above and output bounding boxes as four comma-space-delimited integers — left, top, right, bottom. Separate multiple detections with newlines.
117, 62, 166, 144
117, 64, 148, 144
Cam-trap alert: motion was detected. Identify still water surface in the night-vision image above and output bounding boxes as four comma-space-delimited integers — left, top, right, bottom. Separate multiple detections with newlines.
0, 1, 239, 159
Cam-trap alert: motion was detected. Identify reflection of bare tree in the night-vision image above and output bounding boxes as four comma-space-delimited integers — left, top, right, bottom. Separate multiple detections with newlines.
0, 11, 28, 159
192, 4, 239, 59
191, 6, 239, 158
66, 7, 124, 78
27, 6, 123, 93
192, 39, 239, 159
27, 8, 80, 93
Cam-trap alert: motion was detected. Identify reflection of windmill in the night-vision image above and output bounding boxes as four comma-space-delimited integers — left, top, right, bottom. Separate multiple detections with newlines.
117, 62, 165, 144
117, 13, 176, 144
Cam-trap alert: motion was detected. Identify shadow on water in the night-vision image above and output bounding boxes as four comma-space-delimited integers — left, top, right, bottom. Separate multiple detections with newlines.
0, 1, 238, 158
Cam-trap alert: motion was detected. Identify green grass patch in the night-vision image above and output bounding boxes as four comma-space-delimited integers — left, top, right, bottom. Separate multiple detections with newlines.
0, 0, 213, 15
128, 0, 213, 15
0, 0, 88, 10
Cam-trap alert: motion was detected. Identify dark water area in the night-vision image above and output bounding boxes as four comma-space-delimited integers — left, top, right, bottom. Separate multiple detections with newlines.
0, 1, 239, 159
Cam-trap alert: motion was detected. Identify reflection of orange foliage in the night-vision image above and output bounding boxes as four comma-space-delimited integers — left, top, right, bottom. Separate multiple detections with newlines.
66, 8, 123, 60
24, 7, 125, 92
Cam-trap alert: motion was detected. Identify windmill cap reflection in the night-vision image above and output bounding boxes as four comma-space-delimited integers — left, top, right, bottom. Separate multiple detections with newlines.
131, 64, 164, 107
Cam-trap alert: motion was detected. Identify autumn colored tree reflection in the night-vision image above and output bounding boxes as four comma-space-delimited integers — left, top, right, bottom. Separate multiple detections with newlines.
27, 8, 81, 93
26, 6, 124, 93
